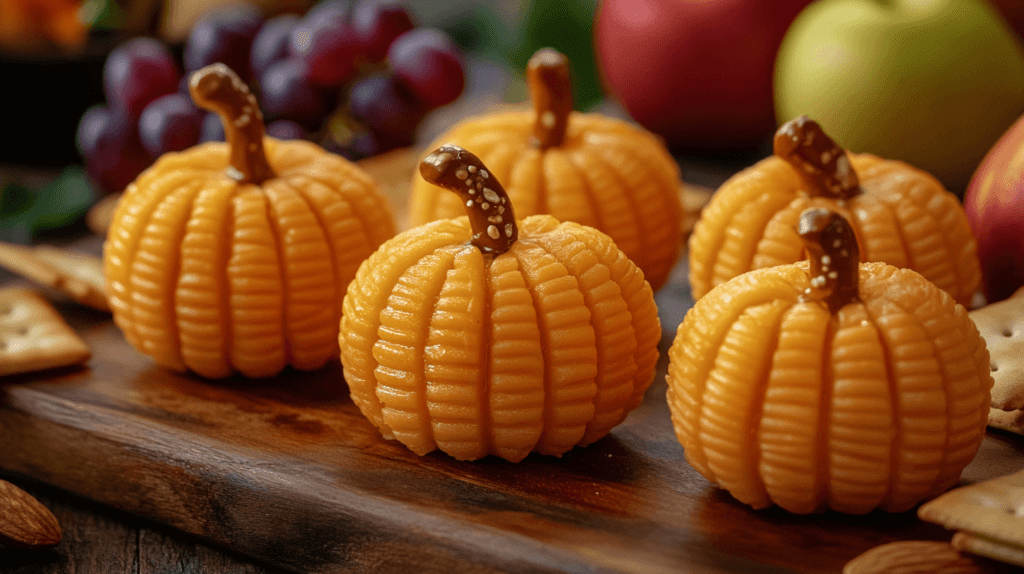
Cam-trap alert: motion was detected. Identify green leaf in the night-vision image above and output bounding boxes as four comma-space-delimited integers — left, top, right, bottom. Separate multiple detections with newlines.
0, 166, 97, 240
511, 0, 604, 111
31, 166, 96, 232
79, 0, 126, 30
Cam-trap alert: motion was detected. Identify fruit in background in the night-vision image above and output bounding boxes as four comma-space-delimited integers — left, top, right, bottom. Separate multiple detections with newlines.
964, 113, 1024, 303
76, 0, 467, 194
406, 48, 684, 292
258, 58, 329, 125
103, 37, 180, 118
200, 111, 226, 143
104, 63, 396, 379
348, 73, 426, 148
341, 144, 661, 461
182, 5, 262, 80
775, 0, 1024, 192
266, 119, 307, 140
352, 0, 414, 62
388, 28, 464, 109
688, 116, 981, 307
669, 208, 992, 514
985, 0, 1024, 40
75, 105, 153, 195
138, 93, 204, 157
288, 5, 359, 87
248, 13, 300, 77
594, 0, 813, 152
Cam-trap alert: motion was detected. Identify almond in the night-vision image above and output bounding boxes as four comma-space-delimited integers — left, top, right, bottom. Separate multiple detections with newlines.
0, 479, 61, 549
844, 541, 1006, 574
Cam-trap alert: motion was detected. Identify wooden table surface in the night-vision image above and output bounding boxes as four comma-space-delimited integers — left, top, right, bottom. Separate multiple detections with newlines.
2, 148, 1019, 574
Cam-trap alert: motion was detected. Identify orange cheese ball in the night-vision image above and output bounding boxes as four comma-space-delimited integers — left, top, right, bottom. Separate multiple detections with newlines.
407, 49, 683, 292
104, 64, 396, 378
689, 116, 981, 307
668, 208, 992, 514
341, 144, 661, 462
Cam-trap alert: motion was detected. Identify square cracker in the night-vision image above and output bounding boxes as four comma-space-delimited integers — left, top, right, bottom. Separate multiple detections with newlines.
952, 531, 1024, 568
0, 242, 108, 312
969, 287, 1024, 411
919, 469, 1024, 551
989, 408, 1024, 436
0, 287, 91, 376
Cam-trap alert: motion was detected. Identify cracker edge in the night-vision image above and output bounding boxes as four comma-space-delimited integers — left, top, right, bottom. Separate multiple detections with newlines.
0, 242, 109, 312
0, 286, 91, 376
918, 470, 1024, 548
952, 531, 1024, 568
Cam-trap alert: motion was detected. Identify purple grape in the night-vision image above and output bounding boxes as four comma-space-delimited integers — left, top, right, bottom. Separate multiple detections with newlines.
352, 0, 414, 62
103, 37, 180, 118
387, 28, 465, 109
349, 131, 381, 158
184, 6, 263, 81
348, 73, 425, 148
250, 14, 300, 78
201, 112, 226, 142
289, 11, 358, 87
177, 74, 193, 95
76, 106, 153, 193
138, 93, 204, 157
76, 104, 110, 159
266, 119, 307, 140
260, 58, 328, 125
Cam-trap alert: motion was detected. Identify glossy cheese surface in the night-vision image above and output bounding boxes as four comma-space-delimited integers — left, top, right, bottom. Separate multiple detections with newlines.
407, 112, 684, 291
340, 215, 661, 462
688, 154, 982, 306
667, 261, 992, 514
104, 138, 396, 378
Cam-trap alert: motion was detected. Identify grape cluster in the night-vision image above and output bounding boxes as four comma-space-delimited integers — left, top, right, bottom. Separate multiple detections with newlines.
76, 0, 466, 194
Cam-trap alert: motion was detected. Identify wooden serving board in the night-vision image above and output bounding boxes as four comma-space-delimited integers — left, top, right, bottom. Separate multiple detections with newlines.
2, 248, 1024, 574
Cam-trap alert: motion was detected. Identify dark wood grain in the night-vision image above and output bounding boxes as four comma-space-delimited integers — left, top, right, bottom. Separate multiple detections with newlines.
1, 248, 1022, 574
1, 479, 287, 574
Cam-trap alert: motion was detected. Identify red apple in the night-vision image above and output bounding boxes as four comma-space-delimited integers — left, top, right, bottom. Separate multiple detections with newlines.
987, 0, 1024, 41
594, 0, 813, 153
964, 112, 1024, 303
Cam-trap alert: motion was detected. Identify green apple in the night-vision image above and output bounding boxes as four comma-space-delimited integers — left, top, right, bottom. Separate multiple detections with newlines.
774, 0, 1024, 192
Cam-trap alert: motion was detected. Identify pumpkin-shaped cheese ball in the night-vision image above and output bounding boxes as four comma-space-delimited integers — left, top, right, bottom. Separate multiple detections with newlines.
341, 144, 661, 462
104, 64, 396, 379
689, 116, 981, 306
668, 208, 992, 514
407, 48, 683, 291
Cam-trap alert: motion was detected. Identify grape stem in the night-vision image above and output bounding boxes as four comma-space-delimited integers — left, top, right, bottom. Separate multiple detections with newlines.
420, 144, 517, 255
189, 63, 274, 185
798, 207, 861, 313
527, 48, 572, 149
774, 115, 860, 199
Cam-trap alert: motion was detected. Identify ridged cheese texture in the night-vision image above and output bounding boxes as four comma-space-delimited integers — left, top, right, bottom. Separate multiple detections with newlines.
406, 111, 684, 292
667, 261, 992, 514
340, 215, 661, 462
688, 154, 982, 306
104, 138, 396, 379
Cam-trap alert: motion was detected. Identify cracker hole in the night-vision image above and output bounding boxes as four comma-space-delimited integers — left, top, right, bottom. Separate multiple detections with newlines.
1003, 328, 1014, 337
16, 326, 29, 336
0, 305, 11, 316
991, 363, 999, 372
